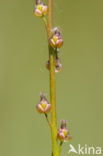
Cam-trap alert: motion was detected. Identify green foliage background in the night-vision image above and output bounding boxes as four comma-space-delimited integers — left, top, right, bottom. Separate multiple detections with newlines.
0, 0, 103, 155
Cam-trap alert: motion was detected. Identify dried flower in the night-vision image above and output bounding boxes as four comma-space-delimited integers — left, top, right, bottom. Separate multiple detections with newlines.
57, 120, 72, 142
50, 28, 63, 48
36, 93, 51, 114
46, 57, 62, 73
34, 0, 48, 17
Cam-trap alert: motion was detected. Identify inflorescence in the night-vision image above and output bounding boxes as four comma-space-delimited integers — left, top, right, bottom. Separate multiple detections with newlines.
34, 0, 72, 148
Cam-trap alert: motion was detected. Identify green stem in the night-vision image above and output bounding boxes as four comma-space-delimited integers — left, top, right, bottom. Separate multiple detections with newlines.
59, 141, 63, 154
48, 0, 59, 156
49, 46, 59, 156
44, 113, 52, 128
42, 16, 49, 37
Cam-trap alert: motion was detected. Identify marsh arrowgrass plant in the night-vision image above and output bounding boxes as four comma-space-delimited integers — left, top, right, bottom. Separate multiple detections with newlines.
34, 0, 72, 155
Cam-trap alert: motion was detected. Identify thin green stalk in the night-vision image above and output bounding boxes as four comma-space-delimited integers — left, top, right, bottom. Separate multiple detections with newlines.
42, 16, 49, 37
59, 141, 63, 154
49, 46, 59, 156
44, 113, 52, 128
48, 0, 59, 155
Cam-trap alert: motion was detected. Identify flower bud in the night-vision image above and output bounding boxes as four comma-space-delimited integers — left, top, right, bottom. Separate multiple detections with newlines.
34, 1, 48, 17
50, 28, 63, 48
51, 27, 60, 34
57, 120, 72, 142
55, 58, 62, 73
36, 93, 51, 114
46, 57, 62, 73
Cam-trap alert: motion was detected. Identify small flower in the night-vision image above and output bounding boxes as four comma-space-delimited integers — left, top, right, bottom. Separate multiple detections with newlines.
51, 27, 59, 34
34, 0, 48, 17
46, 57, 62, 73
57, 120, 72, 142
36, 93, 51, 114
50, 28, 63, 48
55, 58, 62, 73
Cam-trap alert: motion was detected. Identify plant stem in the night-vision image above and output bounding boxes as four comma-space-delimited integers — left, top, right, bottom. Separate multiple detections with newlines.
48, 0, 59, 156
59, 141, 63, 154
44, 113, 52, 128
42, 17, 49, 37
49, 46, 59, 156
48, 0, 53, 37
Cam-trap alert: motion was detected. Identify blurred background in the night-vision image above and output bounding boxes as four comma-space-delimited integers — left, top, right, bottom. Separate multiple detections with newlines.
0, 0, 103, 155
